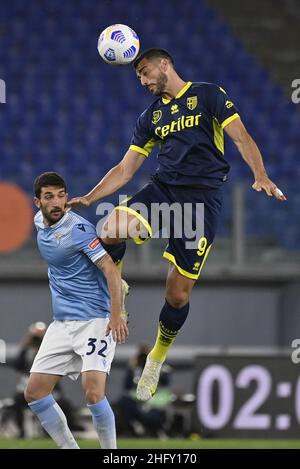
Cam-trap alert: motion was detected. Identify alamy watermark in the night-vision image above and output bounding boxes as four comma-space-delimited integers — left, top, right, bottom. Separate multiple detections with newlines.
0, 339, 6, 363
0, 79, 6, 103
95, 195, 205, 250
291, 339, 300, 363
291, 79, 300, 104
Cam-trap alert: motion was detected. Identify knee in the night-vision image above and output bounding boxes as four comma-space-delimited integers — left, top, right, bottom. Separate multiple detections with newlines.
85, 389, 105, 405
166, 289, 189, 309
24, 385, 42, 404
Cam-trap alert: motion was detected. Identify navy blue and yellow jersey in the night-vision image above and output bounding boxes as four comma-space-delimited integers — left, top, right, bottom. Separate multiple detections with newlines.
129, 81, 240, 187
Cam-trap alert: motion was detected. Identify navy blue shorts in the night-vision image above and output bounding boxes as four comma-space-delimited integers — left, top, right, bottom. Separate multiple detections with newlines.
116, 176, 223, 280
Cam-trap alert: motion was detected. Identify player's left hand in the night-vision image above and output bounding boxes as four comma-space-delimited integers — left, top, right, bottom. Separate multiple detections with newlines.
66, 196, 91, 209
106, 317, 129, 344
252, 177, 287, 201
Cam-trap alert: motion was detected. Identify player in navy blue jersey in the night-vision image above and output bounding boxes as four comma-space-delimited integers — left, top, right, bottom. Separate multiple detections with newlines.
68, 49, 286, 401
25, 172, 128, 448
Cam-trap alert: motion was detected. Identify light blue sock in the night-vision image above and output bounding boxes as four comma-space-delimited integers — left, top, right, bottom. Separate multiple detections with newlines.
29, 394, 79, 449
87, 397, 116, 449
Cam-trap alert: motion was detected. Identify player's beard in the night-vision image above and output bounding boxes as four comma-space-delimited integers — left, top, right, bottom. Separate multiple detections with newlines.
43, 207, 65, 225
153, 71, 168, 96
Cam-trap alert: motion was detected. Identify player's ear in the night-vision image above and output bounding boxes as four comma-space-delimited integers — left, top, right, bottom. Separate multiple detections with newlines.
34, 197, 41, 209
160, 58, 169, 72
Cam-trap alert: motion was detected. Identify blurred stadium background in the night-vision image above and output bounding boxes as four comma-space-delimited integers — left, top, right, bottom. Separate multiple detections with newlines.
0, 0, 300, 448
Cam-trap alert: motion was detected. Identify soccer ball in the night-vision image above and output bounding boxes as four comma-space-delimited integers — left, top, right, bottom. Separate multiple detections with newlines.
97, 24, 140, 65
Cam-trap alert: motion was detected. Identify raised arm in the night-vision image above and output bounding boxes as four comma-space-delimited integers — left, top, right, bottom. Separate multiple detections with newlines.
95, 254, 129, 344
225, 117, 286, 201
68, 149, 146, 208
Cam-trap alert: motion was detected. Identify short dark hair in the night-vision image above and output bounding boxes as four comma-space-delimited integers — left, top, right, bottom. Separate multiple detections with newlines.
34, 172, 66, 198
133, 48, 174, 69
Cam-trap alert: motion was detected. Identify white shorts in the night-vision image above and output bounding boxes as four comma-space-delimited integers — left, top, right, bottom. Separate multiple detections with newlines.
30, 318, 116, 381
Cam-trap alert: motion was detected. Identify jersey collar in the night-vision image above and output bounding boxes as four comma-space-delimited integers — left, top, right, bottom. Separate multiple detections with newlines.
161, 81, 192, 104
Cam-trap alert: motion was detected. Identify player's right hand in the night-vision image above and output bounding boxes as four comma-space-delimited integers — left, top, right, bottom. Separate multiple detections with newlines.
106, 317, 129, 344
67, 196, 91, 209
252, 178, 287, 201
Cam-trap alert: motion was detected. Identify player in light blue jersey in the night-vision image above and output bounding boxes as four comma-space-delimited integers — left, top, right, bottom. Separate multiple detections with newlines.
24, 172, 128, 449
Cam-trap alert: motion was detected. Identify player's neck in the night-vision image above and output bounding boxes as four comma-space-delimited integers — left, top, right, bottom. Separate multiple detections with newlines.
162, 77, 187, 100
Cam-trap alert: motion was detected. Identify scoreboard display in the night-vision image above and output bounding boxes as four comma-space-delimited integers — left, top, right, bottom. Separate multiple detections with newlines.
194, 355, 300, 438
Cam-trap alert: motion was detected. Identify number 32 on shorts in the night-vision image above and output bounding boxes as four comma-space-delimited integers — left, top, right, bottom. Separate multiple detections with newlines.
86, 338, 107, 357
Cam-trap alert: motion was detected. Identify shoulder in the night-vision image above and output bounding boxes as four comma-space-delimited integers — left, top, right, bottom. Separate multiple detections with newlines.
67, 210, 92, 226
69, 212, 96, 236
69, 212, 96, 241
192, 82, 227, 95
137, 98, 162, 120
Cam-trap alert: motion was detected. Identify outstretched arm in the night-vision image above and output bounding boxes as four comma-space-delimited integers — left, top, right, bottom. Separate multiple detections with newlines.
225, 117, 286, 201
95, 254, 129, 344
68, 149, 146, 207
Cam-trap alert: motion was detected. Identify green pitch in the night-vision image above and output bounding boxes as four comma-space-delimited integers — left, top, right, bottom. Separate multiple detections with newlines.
0, 438, 300, 449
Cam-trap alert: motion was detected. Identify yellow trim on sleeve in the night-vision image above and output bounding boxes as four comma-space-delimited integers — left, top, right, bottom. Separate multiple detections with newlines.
162, 81, 192, 104
163, 244, 212, 280
114, 205, 152, 242
129, 145, 149, 157
130, 138, 156, 157
221, 113, 240, 129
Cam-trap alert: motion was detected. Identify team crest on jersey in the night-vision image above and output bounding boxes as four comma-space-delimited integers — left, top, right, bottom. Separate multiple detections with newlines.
225, 100, 234, 109
171, 104, 179, 114
54, 233, 64, 245
187, 96, 197, 110
152, 110, 162, 124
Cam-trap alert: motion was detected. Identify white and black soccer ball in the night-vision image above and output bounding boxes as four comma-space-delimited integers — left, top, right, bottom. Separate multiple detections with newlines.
97, 24, 140, 65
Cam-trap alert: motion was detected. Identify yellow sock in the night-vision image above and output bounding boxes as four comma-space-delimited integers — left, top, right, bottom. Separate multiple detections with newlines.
116, 259, 123, 274
149, 321, 178, 363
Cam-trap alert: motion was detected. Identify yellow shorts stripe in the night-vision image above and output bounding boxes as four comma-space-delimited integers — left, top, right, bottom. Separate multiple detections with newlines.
114, 205, 152, 244
199, 244, 212, 275
163, 244, 212, 280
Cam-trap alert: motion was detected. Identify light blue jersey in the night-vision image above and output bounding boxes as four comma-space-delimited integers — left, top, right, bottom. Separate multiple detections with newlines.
34, 210, 110, 321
